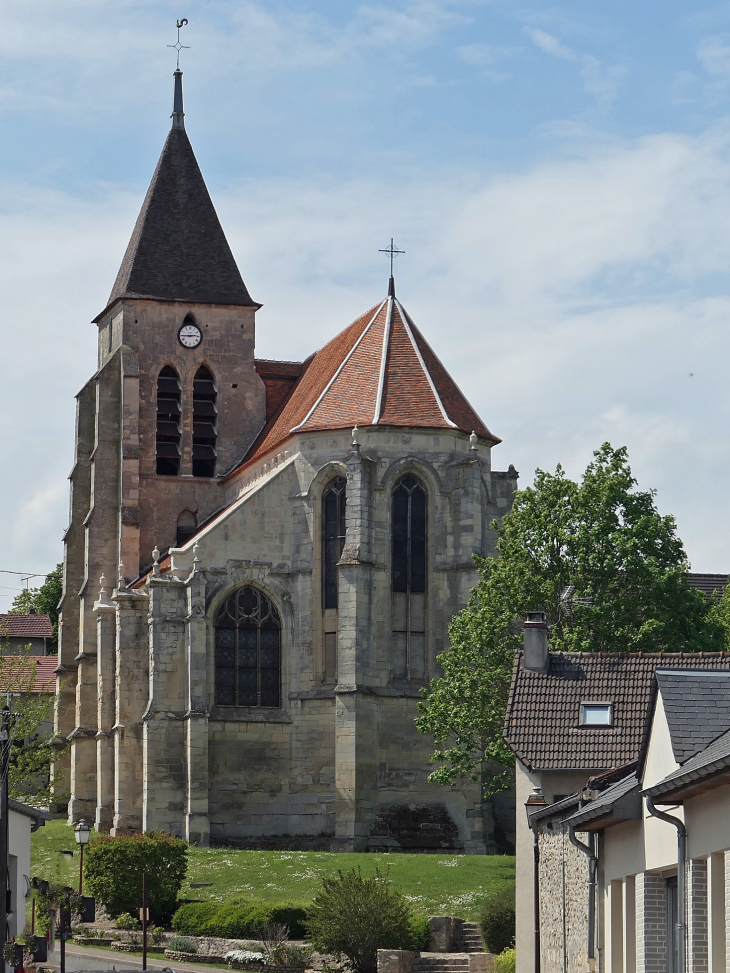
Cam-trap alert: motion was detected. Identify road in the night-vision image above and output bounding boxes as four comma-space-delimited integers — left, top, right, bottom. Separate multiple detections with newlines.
44, 944, 224, 973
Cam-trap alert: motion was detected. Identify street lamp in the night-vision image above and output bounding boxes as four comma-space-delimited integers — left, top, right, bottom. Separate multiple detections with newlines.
74, 820, 91, 895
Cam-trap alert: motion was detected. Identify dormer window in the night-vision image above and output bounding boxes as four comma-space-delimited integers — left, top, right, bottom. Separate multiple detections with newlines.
580, 702, 613, 726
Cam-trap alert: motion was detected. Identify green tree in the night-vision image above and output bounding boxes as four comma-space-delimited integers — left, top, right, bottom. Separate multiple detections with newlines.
10, 563, 62, 653
417, 443, 723, 794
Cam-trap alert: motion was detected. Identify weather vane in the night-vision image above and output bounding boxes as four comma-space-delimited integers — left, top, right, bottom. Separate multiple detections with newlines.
168, 19, 190, 69
379, 238, 405, 277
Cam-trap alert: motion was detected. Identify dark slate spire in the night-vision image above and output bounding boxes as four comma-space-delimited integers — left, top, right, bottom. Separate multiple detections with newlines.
105, 69, 256, 310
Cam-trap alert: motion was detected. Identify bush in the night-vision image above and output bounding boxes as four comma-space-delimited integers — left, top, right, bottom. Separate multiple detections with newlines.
168, 936, 198, 954
305, 869, 414, 973
494, 948, 516, 973
171, 900, 308, 940
479, 883, 515, 955
408, 916, 430, 952
84, 831, 188, 924
114, 913, 141, 930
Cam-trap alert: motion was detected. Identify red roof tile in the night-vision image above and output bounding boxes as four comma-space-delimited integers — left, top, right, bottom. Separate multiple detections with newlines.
0, 656, 56, 693
0, 615, 53, 638
223, 293, 499, 482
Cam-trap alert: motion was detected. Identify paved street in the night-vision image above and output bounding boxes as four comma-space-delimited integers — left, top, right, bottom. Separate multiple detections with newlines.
45, 944, 223, 973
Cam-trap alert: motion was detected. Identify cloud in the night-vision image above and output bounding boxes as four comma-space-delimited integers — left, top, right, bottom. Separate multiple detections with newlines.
525, 26, 624, 105
527, 28, 574, 61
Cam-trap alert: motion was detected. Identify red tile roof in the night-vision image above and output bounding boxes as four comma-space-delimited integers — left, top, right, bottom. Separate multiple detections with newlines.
0, 615, 53, 638
0, 657, 56, 693
224, 294, 499, 482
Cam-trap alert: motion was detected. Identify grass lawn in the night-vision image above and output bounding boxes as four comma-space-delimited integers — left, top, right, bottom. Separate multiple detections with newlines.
32, 820, 514, 921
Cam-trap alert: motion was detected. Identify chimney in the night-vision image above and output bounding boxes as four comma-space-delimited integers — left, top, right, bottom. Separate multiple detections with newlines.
523, 610, 549, 673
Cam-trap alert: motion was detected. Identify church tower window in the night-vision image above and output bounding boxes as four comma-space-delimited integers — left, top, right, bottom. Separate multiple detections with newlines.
192, 364, 217, 477
156, 366, 182, 476
322, 475, 346, 683
392, 473, 426, 681
215, 585, 281, 708
176, 509, 197, 547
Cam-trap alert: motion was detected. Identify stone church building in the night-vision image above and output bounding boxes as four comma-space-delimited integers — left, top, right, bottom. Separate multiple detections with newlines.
56, 68, 518, 852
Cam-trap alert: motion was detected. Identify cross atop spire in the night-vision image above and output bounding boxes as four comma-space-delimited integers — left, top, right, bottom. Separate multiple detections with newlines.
168, 18, 189, 69
379, 238, 405, 297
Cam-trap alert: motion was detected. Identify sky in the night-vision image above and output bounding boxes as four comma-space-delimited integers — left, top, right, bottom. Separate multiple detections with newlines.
3, 0, 730, 605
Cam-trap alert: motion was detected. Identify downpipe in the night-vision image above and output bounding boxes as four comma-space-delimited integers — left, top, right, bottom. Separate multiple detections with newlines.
646, 796, 686, 973
531, 818, 541, 973
568, 826, 597, 971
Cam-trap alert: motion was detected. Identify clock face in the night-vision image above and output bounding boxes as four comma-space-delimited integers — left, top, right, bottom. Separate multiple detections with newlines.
178, 323, 202, 348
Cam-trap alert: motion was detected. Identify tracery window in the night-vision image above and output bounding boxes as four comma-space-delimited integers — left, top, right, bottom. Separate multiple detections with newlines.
156, 366, 182, 476
322, 475, 346, 683
392, 473, 426, 681
214, 586, 281, 708
192, 365, 217, 477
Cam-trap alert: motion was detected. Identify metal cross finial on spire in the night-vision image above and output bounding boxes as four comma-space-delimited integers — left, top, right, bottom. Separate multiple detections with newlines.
168, 18, 190, 68
379, 238, 405, 278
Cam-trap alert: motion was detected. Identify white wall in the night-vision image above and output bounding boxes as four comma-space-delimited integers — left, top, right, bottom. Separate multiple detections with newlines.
8, 809, 32, 940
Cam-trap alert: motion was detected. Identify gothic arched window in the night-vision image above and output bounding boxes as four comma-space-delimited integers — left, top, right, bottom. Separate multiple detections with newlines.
392, 473, 426, 681
322, 476, 347, 610
192, 365, 217, 477
156, 366, 181, 476
176, 509, 197, 547
214, 586, 281, 708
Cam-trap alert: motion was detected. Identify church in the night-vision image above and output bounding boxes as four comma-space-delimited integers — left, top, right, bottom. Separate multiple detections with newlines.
55, 67, 518, 852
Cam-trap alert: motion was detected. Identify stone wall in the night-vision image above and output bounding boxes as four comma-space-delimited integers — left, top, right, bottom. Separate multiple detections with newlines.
536, 820, 589, 973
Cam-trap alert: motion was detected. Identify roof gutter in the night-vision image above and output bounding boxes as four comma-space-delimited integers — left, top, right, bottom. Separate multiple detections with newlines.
644, 751, 730, 802
645, 795, 686, 973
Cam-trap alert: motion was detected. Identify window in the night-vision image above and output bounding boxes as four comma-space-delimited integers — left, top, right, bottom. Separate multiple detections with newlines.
322, 477, 347, 609
192, 365, 217, 477
214, 586, 281, 708
156, 366, 181, 475
392, 473, 426, 681
580, 702, 613, 726
176, 510, 197, 547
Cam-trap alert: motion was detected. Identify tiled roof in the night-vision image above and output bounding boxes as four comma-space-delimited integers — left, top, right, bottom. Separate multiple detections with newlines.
656, 669, 730, 763
504, 651, 730, 772
103, 125, 255, 315
225, 293, 499, 479
255, 360, 303, 423
0, 657, 55, 693
645, 726, 730, 799
688, 573, 728, 599
0, 614, 52, 638
563, 772, 640, 830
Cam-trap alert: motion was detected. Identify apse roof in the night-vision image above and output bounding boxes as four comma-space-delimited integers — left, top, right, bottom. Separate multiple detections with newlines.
226, 290, 498, 479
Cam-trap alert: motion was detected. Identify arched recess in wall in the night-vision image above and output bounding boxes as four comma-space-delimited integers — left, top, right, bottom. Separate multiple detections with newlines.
176, 509, 197, 547
193, 365, 217, 477
156, 366, 182, 475
214, 585, 281, 708
391, 472, 427, 682
321, 474, 347, 682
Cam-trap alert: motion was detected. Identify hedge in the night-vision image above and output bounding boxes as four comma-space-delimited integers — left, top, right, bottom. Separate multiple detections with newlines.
479, 883, 515, 955
172, 900, 309, 940
84, 831, 188, 924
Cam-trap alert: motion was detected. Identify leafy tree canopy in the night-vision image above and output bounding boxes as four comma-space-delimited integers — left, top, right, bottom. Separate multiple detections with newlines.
10, 563, 62, 653
417, 443, 724, 794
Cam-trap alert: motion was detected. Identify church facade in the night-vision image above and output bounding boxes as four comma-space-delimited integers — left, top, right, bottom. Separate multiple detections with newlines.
56, 69, 518, 852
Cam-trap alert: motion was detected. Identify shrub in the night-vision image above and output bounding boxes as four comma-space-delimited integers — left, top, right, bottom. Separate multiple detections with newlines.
168, 936, 198, 954
305, 868, 414, 973
226, 949, 266, 967
408, 916, 430, 952
172, 900, 308, 940
84, 831, 188, 924
479, 883, 515, 955
494, 948, 516, 973
268, 944, 313, 970
114, 913, 141, 930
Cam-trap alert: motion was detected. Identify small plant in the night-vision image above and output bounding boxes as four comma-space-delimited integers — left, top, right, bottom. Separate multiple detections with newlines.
306, 868, 415, 973
268, 944, 313, 970
115, 912, 141, 930
168, 936, 198, 954
147, 924, 166, 946
226, 949, 267, 968
479, 883, 515, 955
494, 948, 516, 973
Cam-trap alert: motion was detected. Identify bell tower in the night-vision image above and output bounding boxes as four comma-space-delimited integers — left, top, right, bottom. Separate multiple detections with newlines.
57, 67, 266, 823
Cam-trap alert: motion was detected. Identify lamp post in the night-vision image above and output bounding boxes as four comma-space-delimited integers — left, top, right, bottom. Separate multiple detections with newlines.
73, 821, 91, 895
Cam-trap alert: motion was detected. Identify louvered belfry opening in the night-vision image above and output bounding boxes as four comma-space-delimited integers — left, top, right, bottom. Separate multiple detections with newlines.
392, 473, 427, 681
192, 364, 217, 477
214, 585, 281, 708
156, 366, 182, 475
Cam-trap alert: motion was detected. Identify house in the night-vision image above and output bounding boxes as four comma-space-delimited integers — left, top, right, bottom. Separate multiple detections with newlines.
7, 799, 49, 940
56, 65, 518, 850
504, 619, 730, 973
0, 615, 53, 655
